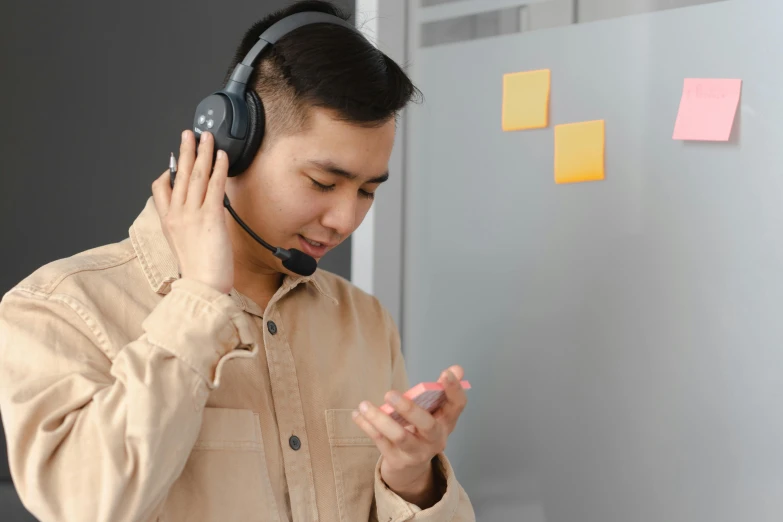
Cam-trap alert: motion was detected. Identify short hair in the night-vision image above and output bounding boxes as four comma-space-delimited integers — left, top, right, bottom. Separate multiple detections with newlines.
224, 0, 422, 143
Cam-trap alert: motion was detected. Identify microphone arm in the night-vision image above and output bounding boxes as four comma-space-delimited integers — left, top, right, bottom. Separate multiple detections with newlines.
223, 195, 317, 276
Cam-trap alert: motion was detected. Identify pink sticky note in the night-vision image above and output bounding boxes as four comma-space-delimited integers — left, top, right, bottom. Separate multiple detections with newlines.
672, 78, 742, 141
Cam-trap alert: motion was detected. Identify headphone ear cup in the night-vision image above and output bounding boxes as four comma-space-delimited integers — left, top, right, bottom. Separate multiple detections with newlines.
229, 89, 265, 177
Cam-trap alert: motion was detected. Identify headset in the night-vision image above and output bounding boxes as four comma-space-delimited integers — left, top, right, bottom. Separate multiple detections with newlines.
189, 11, 360, 276
192, 11, 358, 176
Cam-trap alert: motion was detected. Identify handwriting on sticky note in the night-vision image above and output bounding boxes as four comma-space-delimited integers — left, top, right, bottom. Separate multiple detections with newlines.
554, 120, 605, 184
672, 78, 742, 141
502, 69, 550, 131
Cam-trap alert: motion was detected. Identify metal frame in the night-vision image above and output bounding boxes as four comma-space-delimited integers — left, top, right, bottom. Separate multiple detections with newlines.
352, 0, 409, 332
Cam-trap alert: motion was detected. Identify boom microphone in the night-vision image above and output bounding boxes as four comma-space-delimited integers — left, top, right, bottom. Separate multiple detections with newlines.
223, 195, 318, 276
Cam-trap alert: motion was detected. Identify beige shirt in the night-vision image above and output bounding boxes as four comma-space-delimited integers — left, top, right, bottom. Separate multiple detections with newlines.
0, 197, 475, 522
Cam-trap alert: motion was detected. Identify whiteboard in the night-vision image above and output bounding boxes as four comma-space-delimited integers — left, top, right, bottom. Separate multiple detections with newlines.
402, 0, 783, 520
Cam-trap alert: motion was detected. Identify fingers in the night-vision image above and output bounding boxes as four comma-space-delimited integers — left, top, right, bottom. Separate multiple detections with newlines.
169, 130, 227, 210
151, 169, 173, 217
353, 401, 415, 450
171, 131, 194, 207
186, 131, 214, 209
435, 366, 468, 429
382, 391, 439, 441
446, 365, 465, 381
351, 409, 394, 453
205, 149, 229, 210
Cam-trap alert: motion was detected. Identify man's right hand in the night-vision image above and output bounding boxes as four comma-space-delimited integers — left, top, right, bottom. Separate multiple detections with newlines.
152, 130, 234, 294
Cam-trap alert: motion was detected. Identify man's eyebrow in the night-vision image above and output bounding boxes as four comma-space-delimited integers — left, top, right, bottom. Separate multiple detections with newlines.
307, 160, 389, 184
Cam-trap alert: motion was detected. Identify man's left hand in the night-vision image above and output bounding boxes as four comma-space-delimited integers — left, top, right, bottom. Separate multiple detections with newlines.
352, 365, 468, 508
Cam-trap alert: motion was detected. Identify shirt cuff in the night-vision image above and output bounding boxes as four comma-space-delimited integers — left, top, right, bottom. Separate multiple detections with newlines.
374, 454, 459, 522
141, 278, 257, 388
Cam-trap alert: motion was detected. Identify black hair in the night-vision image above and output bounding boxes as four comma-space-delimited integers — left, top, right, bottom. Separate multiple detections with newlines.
225, 0, 422, 138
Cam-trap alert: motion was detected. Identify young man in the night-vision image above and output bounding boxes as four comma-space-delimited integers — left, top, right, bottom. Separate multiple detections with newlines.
0, 1, 474, 521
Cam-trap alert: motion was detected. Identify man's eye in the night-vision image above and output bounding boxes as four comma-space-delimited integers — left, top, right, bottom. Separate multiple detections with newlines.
310, 179, 336, 192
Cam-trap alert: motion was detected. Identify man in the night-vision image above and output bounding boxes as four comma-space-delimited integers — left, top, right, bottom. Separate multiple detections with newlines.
0, 1, 474, 521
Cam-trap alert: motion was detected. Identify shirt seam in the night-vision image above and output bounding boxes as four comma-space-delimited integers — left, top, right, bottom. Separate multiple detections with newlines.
9, 286, 114, 359
130, 221, 168, 291
11, 249, 138, 297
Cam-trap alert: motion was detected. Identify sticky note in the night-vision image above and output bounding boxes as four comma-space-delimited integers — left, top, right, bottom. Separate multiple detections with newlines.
672, 78, 742, 141
554, 120, 605, 184
502, 69, 550, 131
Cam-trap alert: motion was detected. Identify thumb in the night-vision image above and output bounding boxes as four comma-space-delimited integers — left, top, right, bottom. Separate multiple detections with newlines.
438, 365, 465, 385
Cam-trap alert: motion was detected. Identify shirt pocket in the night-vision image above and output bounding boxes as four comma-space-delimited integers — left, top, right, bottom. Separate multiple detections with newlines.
325, 409, 381, 521
160, 407, 280, 522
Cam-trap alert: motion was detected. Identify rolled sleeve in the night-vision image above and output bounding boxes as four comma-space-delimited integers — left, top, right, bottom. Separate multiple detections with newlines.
374, 453, 475, 522
141, 278, 257, 388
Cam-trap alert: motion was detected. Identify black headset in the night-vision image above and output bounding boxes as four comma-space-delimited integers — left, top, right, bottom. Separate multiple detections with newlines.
192, 11, 358, 177
185, 11, 359, 277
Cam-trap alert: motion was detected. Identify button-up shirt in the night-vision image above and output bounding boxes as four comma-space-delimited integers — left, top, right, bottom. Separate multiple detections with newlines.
0, 197, 475, 522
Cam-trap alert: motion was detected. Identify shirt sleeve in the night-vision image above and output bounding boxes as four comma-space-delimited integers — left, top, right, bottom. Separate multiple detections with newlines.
0, 278, 257, 522
371, 308, 476, 522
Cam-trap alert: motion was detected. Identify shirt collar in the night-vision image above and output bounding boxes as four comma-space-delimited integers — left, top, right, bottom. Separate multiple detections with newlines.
129, 197, 337, 311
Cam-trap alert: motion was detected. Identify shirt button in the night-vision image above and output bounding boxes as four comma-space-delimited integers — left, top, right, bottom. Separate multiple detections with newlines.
289, 435, 301, 451
267, 321, 277, 335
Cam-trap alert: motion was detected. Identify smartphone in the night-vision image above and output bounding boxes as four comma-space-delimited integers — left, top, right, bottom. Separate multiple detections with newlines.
381, 380, 471, 426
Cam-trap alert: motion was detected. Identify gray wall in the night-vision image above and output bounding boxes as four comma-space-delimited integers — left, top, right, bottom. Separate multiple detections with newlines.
0, 0, 353, 519
403, 0, 783, 520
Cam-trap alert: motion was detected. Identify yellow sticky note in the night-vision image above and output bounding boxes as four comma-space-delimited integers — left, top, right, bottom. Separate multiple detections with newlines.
502, 69, 550, 131
554, 120, 605, 184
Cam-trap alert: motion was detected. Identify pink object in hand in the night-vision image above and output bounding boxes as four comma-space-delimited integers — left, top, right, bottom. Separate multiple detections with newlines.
381, 380, 471, 426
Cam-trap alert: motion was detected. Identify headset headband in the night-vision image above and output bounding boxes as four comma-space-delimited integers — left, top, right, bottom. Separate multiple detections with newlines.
213, 11, 358, 143
192, 11, 359, 173
226, 12, 357, 94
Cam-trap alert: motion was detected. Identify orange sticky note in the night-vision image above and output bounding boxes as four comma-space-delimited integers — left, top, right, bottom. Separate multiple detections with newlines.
554, 120, 605, 184
502, 69, 550, 131
672, 78, 742, 141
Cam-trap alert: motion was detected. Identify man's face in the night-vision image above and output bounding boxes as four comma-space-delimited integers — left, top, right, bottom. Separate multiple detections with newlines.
226, 107, 395, 274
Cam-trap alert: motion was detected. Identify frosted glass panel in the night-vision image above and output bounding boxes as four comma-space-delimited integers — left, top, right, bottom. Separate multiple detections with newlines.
404, 0, 783, 520
419, 0, 726, 47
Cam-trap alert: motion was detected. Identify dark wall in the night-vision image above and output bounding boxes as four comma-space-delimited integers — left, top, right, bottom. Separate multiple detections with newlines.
0, 1, 354, 519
